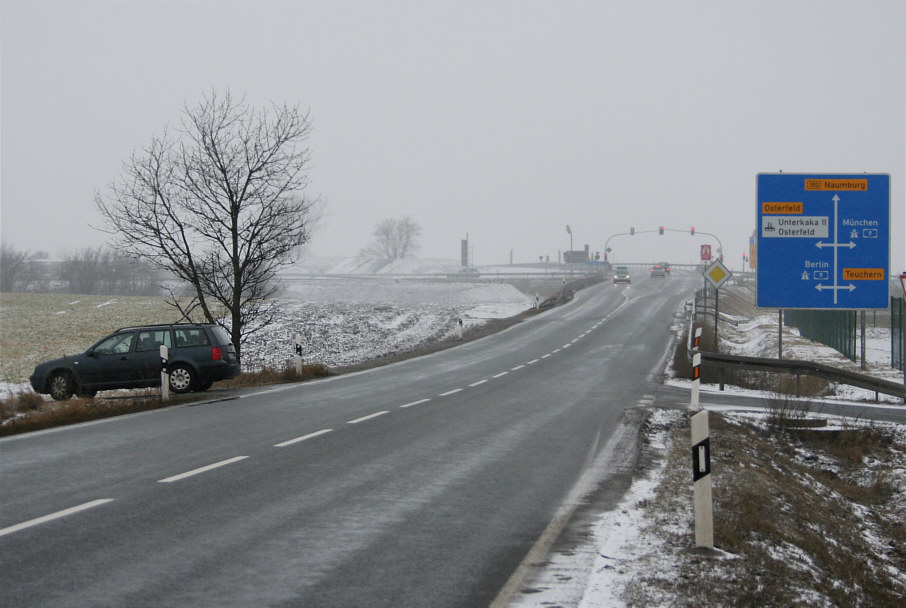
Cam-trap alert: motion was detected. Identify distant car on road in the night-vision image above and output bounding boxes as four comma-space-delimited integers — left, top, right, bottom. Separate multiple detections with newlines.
658, 261, 671, 275
613, 266, 631, 284
30, 323, 241, 400
650, 263, 668, 277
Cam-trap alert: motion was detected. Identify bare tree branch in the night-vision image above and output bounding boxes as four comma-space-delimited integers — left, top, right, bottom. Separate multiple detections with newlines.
96, 90, 317, 361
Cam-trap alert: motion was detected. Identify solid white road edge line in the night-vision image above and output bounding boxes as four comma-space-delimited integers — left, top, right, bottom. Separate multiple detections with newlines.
347, 411, 389, 424
489, 421, 633, 608
274, 428, 333, 447
158, 456, 249, 483
0, 499, 115, 538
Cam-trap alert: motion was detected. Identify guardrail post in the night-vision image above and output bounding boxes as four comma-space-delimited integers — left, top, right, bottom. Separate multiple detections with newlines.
691, 410, 714, 549
160, 345, 169, 402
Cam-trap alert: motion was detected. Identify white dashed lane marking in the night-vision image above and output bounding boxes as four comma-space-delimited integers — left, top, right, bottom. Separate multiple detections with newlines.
0, 499, 114, 538
347, 411, 389, 424
274, 428, 333, 447
158, 456, 249, 483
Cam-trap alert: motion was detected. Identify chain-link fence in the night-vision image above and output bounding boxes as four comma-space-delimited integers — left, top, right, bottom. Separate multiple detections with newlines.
783, 309, 858, 362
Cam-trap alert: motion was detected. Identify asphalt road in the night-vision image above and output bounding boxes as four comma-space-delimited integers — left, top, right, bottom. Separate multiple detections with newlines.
0, 270, 699, 608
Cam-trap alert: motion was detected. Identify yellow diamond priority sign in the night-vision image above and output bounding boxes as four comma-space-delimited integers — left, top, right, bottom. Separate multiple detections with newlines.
703, 260, 732, 289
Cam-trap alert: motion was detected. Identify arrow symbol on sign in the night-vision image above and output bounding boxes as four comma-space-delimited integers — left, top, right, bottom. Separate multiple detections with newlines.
815, 241, 856, 249
815, 283, 856, 292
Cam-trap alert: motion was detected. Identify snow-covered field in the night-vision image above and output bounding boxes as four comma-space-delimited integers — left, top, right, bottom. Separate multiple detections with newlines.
0, 265, 540, 396
243, 277, 535, 370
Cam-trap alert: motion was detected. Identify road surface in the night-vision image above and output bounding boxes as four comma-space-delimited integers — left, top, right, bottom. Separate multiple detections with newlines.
1, 271, 698, 607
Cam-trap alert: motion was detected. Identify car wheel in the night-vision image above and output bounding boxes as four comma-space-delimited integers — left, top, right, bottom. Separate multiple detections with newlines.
168, 364, 195, 393
77, 388, 98, 399
48, 371, 74, 401
194, 380, 213, 392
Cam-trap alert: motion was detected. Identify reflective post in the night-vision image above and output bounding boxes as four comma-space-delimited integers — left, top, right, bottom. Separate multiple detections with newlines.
160, 344, 169, 402
691, 410, 713, 549
294, 334, 303, 374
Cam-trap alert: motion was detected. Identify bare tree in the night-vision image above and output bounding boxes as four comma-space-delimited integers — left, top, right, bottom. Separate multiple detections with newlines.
0, 243, 30, 292
96, 90, 317, 360
361, 216, 422, 259
60, 247, 106, 294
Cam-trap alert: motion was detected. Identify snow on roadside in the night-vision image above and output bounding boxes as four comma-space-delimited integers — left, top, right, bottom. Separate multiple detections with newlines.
508, 409, 685, 608
240, 279, 533, 371
515, 286, 905, 607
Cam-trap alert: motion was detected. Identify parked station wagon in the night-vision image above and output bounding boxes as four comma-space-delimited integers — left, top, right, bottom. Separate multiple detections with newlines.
30, 323, 240, 400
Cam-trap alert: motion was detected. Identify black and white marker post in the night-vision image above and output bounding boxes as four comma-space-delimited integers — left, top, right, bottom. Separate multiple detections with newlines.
160, 344, 170, 402
294, 334, 303, 374
691, 410, 713, 549
689, 325, 713, 549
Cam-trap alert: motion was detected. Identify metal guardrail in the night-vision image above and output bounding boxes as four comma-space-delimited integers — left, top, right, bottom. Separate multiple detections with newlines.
686, 290, 905, 401
696, 350, 906, 400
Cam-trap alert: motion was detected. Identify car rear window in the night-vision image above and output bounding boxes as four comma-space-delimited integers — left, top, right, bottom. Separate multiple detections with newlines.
174, 328, 210, 348
208, 326, 233, 346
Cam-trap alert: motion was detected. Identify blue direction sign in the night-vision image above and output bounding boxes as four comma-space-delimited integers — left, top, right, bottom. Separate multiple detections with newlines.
756, 173, 890, 309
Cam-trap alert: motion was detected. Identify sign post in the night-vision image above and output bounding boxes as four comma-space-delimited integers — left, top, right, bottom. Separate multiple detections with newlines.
703, 260, 732, 350
756, 174, 890, 309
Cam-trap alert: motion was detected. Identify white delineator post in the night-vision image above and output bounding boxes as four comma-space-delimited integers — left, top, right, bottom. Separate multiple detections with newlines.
691, 351, 701, 409
691, 410, 713, 549
294, 334, 303, 374
160, 344, 170, 402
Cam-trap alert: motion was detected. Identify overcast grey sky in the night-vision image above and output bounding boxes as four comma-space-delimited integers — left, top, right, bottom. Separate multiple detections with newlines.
2, 0, 904, 271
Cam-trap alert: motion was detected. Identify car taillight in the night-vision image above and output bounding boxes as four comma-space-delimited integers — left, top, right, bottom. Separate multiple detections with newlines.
212, 347, 223, 361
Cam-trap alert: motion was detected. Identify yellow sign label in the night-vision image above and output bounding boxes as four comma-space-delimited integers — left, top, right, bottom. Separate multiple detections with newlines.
805, 179, 868, 191
843, 268, 885, 281
762, 202, 803, 214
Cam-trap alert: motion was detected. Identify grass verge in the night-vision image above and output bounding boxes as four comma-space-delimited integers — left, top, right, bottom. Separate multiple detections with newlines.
0, 364, 331, 437
620, 410, 906, 608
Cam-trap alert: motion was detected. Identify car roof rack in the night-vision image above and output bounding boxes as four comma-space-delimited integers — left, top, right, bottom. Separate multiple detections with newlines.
113, 322, 215, 332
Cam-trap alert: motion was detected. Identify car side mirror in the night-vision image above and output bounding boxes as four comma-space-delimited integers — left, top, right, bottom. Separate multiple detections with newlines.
86, 349, 98, 358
